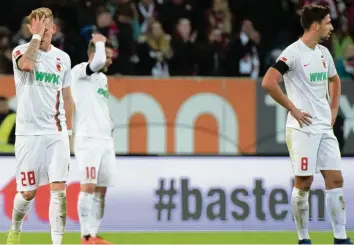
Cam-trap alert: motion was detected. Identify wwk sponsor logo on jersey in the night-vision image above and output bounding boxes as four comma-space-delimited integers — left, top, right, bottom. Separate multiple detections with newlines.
309, 72, 327, 82
35, 71, 60, 85
97, 87, 109, 99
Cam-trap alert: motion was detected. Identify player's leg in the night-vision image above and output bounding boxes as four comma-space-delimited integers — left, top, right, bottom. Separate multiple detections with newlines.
78, 183, 97, 244
47, 133, 70, 245
75, 137, 102, 244
7, 135, 45, 244
90, 187, 107, 240
286, 128, 321, 244
90, 139, 116, 244
318, 131, 352, 244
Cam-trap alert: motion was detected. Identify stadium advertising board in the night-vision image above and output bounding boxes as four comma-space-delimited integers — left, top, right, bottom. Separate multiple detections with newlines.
0, 156, 354, 232
1, 76, 354, 154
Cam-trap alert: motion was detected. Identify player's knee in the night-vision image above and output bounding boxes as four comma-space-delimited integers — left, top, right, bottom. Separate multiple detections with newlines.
81, 183, 96, 193
326, 175, 343, 189
322, 170, 343, 189
21, 190, 36, 201
95, 186, 107, 195
50, 181, 66, 191
295, 176, 313, 191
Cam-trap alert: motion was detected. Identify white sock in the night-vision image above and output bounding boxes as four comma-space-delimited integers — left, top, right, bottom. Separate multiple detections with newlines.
11, 193, 32, 232
326, 188, 347, 239
78, 192, 94, 237
90, 193, 105, 237
292, 187, 310, 240
49, 190, 67, 245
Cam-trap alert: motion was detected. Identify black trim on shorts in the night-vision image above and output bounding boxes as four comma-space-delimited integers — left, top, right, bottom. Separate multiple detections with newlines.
86, 63, 94, 76
272, 60, 289, 75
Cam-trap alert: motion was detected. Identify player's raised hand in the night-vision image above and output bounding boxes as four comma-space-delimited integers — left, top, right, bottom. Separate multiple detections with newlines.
290, 107, 312, 128
92, 33, 107, 44
28, 15, 47, 37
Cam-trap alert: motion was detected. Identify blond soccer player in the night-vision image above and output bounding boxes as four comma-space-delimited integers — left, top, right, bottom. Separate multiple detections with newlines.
6, 8, 73, 245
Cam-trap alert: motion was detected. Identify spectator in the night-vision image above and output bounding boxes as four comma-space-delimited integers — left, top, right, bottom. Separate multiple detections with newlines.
197, 27, 226, 76
115, 0, 140, 74
225, 19, 260, 79
158, 0, 201, 36
0, 96, 16, 153
343, 42, 354, 78
52, 17, 66, 51
332, 16, 353, 78
11, 17, 31, 48
136, 19, 172, 77
136, 0, 158, 34
0, 26, 12, 75
77, 0, 106, 28
169, 18, 197, 76
80, 6, 119, 73
346, 0, 354, 36
205, 0, 233, 38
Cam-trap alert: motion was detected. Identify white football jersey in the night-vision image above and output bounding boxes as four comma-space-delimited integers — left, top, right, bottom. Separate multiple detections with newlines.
12, 43, 71, 135
71, 62, 114, 139
277, 39, 337, 134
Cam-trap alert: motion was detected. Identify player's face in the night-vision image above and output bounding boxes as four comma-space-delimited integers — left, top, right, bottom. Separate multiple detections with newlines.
38, 19, 56, 51
318, 14, 333, 40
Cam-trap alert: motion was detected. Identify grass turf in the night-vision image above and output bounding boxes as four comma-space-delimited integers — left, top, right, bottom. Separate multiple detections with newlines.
1, 231, 354, 244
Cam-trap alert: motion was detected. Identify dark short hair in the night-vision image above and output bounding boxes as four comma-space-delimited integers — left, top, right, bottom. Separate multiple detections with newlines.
88, 38, 114, 54
300, 4, 331, 30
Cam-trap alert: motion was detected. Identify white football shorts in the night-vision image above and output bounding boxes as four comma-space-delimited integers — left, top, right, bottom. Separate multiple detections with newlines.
74, 136, 116, 187
15, 132, 70, 192
285, 128, 342, 176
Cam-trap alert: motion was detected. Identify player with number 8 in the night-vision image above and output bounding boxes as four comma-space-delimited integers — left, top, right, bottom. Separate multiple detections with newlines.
262, 4, 351, 245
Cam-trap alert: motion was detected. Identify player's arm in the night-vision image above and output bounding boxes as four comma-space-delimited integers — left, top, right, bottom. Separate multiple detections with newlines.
62, 55, 74, 150
17, 16, 47, 72
262, 65, 297, 112
329, 74, 341, 126
85, 34, 107, 77
63, 87, 74, 132
326, 47, 341, 126
262, 60, 312, 127
63, 86, 74, 151
329, 74, 341, 110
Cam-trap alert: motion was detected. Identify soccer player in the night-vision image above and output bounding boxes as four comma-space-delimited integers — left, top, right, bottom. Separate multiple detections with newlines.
262, 4, 352, 245
6, 7, 73, 245
71, 33, 115, 244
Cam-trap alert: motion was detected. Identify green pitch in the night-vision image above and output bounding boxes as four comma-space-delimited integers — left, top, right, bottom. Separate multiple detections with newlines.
1, 231, 354, 244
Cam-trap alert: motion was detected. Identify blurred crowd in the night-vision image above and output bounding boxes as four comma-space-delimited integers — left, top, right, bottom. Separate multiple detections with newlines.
0, 0, 354, 79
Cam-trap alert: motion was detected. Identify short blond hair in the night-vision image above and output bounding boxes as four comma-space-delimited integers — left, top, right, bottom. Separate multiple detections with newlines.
26, 7, 53, 23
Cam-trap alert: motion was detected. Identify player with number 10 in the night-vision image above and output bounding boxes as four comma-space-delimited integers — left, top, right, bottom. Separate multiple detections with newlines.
71, 33, 116, 244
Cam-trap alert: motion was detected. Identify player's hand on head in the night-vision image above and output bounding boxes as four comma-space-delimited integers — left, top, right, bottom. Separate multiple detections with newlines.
92, 33, 107, 44
28, 15, 47, 37
290, 107, 312, 128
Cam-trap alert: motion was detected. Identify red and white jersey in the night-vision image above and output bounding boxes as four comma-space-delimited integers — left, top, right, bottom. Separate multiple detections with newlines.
277, 39, 337, 134
12, 43, 72, 135
71, 62, 114, 139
